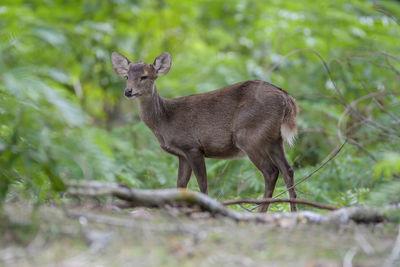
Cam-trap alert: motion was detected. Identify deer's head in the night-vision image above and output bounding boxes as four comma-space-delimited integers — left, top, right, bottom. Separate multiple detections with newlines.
111, 52, 171, 99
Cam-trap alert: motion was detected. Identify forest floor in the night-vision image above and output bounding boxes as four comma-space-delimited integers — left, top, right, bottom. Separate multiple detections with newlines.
0, 203, 399, 267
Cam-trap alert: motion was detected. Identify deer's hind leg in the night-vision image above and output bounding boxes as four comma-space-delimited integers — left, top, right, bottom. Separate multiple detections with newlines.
235, 134, 280, 213
267, 140, 297, 212
250, 154, 279, 213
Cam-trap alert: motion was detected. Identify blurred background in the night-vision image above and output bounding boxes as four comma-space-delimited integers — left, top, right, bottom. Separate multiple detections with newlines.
0, 0, 399, 211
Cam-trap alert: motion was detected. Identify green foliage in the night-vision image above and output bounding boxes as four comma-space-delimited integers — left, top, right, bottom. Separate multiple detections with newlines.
369, 181, 400, 206
0, 0, 399, 209
373, 152, 400, 179
0, 207, 40, 245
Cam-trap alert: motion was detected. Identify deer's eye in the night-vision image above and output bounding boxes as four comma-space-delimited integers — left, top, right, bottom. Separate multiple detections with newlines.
140, 76, 149, 81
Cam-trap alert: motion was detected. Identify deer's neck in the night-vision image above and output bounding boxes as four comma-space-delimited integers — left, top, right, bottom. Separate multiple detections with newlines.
137, 86, 166, 131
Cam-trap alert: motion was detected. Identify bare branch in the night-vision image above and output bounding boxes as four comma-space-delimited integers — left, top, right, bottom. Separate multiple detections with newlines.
273, 141, 347, 199
347, 60, 400, 125
238, 203, 254, 212
222, 198, 338, 211
338, 91, 400, 139
373, 3, 399, 25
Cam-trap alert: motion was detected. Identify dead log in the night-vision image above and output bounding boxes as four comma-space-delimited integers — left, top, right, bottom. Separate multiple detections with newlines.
66, 180, 251, 222
65, 180, 396, 226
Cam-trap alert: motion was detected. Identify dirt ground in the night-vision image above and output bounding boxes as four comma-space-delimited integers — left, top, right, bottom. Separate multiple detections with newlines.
0, 203, 399, 267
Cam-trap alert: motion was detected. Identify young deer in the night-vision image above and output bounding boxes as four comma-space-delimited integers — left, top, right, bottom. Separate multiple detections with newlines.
112, 52, 299, 212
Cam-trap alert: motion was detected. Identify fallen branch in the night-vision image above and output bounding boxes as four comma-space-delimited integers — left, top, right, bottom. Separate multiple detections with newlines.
66, 180, 255, 222
64, 180, 398, 226
222, 198, 338, 211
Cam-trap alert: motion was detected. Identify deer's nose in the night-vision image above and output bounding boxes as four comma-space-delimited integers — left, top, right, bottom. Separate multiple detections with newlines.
125, 88, 133, 96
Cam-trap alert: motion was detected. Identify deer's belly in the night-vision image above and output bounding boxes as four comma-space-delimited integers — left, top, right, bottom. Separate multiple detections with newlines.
202, 144, 245, 159
158, 132, 245, 159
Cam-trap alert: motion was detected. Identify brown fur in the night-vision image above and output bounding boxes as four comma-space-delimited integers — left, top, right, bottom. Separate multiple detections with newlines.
112, 52, 299, 212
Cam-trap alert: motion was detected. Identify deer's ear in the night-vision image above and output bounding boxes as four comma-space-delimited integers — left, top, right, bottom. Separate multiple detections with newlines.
153, 52, 171, 76
112, 52, 130, 77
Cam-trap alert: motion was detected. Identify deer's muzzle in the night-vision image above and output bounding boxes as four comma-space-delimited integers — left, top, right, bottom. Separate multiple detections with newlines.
124, 88, 141, 99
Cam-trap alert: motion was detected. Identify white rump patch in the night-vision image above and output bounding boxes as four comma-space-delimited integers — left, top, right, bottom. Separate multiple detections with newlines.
281, 124, 297, 147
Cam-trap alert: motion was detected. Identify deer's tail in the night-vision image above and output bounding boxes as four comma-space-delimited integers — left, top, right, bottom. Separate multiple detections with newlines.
281, 95, 298, 147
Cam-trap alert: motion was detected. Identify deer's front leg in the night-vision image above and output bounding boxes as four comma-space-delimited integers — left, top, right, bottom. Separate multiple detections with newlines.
184, 150, 208, 194
177, 156, 192, 188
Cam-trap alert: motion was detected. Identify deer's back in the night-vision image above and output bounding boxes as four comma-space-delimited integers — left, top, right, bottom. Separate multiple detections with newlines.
160, 80, 290, 159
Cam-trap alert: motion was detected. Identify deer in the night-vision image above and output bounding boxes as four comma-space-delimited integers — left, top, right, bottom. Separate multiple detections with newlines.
111, 51, 299, 212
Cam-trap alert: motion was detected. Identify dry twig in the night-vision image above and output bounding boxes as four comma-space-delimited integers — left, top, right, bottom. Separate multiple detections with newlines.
347, 60, 400, 125
222, 198, 337, 211
273, 141, 347, 199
